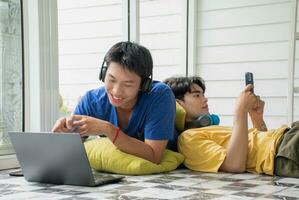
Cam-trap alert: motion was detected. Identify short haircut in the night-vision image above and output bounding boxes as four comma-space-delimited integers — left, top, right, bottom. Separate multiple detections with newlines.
163, 76, 206, 100
104, 41, 153, 79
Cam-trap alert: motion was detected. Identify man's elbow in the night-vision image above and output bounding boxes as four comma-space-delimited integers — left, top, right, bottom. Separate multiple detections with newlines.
221, 163, 246, 173
150, 151, 164, 164
146, 142, 166, 164
228, 165, 246, 173
152, 156, 162, 164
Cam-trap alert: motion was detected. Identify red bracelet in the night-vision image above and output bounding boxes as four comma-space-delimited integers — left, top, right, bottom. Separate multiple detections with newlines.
112, 127, 120, 144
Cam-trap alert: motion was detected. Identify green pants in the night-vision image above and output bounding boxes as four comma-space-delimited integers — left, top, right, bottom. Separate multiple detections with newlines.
274, 121, 299, 177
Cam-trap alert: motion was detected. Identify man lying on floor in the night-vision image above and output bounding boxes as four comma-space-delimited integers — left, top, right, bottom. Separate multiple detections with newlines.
164, 76, 299, 178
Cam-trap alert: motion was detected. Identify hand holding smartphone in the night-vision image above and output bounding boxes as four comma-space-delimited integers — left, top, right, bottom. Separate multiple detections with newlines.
245, 72, 254, 93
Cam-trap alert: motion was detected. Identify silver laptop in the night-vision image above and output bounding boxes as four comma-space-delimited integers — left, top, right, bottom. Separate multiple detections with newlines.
8, 132, 124, 186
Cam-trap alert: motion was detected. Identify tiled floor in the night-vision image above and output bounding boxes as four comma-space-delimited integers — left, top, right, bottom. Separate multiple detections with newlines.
1, 168, 299, 199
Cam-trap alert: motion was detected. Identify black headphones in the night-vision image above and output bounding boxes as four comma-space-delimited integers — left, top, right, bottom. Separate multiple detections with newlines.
99, 60, 152, 93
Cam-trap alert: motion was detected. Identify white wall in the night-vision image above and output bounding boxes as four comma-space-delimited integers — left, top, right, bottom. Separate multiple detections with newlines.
58, 0, 122, 110
196, 0, 299, 128
57, 0, 298, 128
58, 0, 187, 111
139, 0, 186, 80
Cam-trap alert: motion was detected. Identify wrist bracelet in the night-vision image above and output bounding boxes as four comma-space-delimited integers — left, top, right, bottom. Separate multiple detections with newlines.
112, 127, 120, 144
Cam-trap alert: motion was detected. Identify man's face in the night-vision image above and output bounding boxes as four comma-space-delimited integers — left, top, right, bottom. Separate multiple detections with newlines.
104, 62, 142, 110
178, 83, 209, 121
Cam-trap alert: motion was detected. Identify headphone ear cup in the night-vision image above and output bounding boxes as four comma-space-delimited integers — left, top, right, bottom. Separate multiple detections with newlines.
185, 114, 220, 130
141, 77, 152, 92
99, 66, 107, 82
197, 115, 212, 127
210, 114, 220, 125
185, 115, 210, 129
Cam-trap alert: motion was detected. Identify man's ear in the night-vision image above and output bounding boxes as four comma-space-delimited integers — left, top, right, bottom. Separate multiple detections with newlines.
176, 99, 184, 105
176, 99, 185, 108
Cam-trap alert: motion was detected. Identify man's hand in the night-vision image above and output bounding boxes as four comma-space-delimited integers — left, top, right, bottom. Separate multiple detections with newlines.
65, 115, 113, 137
235, 84, 257, 114
52, 115, 113, 136
52, 117, 69, 133
249, 96, 267, 131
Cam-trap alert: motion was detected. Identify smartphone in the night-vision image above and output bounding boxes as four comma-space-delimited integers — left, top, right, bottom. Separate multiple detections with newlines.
245, 72, 254, 93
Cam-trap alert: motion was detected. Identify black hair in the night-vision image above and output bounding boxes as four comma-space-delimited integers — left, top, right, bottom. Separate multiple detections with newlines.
104, 41, 153, 79
163, 76, 206, 100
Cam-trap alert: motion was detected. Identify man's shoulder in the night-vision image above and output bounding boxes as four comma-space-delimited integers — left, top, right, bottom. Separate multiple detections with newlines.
139, 81, 175, 108
85, 86, 105, 95
150, 81, 172, 94
82, 86, 107, 102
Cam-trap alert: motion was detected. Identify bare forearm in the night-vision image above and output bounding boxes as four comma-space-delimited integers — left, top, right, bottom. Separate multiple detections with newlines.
115, 133, 165, 164
104, 124, 165, 164
249, 98, 267, 131
220, 110, 248, 172
252, 120, 267, 131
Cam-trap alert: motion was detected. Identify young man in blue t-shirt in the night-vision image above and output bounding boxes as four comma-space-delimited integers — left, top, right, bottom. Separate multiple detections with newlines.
52, 41, 176, 164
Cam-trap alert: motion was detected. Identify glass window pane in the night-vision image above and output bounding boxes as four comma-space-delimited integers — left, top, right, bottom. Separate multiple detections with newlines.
57, 0, 123, 115
0, 0, 23, 155
139, 0, 186, 81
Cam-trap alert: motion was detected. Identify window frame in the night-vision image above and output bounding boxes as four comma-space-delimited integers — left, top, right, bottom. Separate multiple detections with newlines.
0, 0, 24, 170
23, 0, 59, 133
0, 0, 59, 170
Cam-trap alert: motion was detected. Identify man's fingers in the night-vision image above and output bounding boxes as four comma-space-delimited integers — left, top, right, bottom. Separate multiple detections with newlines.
71, 114, 83, 121
66, 115, 85, 128
66, 116, 77, 129
52, 127, 59, 132
244, 84, 254, 92
52, 117, 66, 132
52, 126, 69, 133
72, 119, 85, 127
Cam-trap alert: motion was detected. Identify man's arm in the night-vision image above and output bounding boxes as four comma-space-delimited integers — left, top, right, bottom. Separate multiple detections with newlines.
71, 115, 168, 164
105, 124, 167, 164
249, 96, 267, 131
219, 85, 257, 173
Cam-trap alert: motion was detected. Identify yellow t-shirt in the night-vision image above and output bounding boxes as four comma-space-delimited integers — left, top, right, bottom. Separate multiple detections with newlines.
178, 125, 288, 175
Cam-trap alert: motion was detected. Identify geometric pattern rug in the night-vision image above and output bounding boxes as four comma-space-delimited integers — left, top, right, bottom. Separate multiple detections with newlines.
1, 168, 299, 200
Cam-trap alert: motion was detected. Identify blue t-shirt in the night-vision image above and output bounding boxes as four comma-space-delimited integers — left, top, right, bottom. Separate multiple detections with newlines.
74, 81, 176, 149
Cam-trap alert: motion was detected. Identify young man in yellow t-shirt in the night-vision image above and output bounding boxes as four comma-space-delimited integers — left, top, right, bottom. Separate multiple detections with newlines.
164, 76, 299, 178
